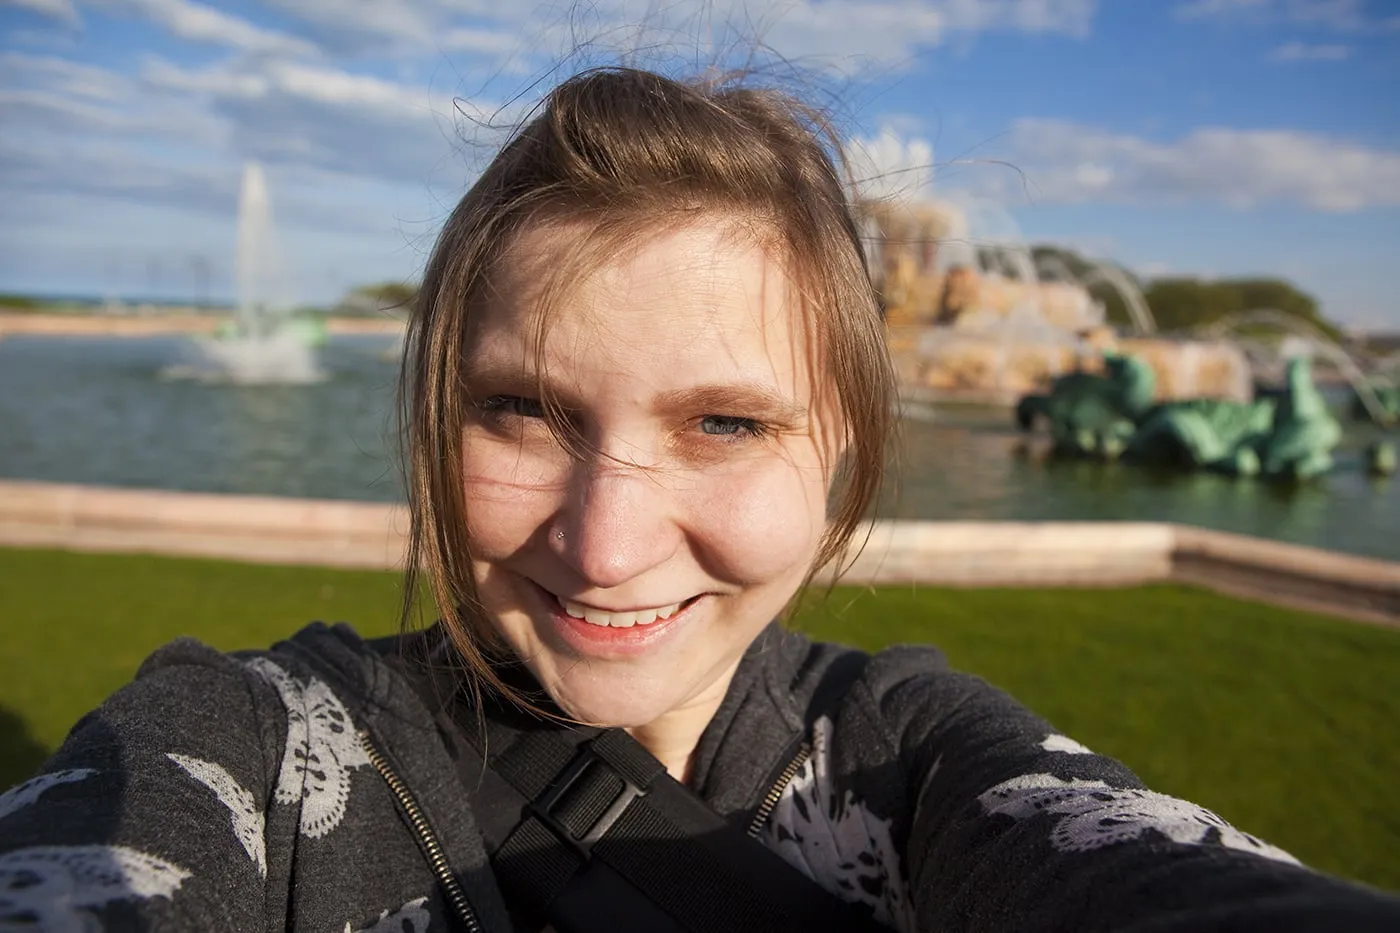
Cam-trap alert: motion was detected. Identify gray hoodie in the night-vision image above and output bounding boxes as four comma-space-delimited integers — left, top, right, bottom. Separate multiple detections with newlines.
1, 620, 1396, 932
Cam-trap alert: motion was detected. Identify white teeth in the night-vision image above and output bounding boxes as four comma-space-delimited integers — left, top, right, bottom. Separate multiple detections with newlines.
558, 596, 688, 628
583, 607, 616, 626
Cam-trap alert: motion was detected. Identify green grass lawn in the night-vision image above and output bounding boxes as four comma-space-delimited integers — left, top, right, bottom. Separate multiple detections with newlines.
3, 546, 1398, 891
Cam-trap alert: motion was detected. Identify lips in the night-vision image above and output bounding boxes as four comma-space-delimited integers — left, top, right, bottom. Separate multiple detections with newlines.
556, 595, 687, 628
529, 580, 701, 657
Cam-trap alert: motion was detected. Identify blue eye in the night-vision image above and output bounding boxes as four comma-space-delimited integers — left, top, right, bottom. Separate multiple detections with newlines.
699, 415, 763, 438
479, 395, 545, 418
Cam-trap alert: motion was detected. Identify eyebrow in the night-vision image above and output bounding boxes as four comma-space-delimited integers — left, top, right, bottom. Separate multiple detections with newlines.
464, 359, 808, 427
461, 356, 543, 399
653, 383, 809, 428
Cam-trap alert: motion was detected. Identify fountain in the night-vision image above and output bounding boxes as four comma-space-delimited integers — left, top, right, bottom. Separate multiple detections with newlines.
1196, 313, 1398, 475
868, 197, 1252, 405
1016, 351, 1343, 479
166, 162, 326, 384
1197, 310, 1400, 428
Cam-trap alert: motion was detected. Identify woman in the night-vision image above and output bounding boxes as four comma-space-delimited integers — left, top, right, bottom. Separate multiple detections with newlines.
2, 68, 1396, 932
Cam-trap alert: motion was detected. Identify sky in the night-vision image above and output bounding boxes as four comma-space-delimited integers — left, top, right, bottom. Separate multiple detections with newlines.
1, 0, 1398, 329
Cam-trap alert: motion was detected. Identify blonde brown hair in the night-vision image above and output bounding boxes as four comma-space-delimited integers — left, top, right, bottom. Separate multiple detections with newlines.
399, 67, 895, 695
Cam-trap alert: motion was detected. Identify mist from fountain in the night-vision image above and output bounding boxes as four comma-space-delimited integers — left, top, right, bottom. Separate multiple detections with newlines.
934, 196, 1081, 340
1034, 253, 1158, 336
167, 161, 323, 385
1200, 309, 1397, 424
877, 191, 1263, 403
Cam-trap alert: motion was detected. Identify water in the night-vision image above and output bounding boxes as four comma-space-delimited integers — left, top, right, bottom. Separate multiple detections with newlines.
2, 335, 1396, 561
174, 161, 323, 385
0, 336, 400, 502
169, 333, 324, 386
886, 402, 1398, 561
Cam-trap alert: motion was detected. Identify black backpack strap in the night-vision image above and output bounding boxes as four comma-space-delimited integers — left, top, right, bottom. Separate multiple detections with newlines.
474, 722, 884, 933
373, 630, 885, 933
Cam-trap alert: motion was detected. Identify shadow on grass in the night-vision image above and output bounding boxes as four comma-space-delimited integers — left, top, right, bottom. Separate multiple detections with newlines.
0, 705, 52, 788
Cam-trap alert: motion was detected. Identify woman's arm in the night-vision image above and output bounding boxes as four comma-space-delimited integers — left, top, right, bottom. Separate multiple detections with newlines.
863, 645, 1400, 933
0, 639, 281, 931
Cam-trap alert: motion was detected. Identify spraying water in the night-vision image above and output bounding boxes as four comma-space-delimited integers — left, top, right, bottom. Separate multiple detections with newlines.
168, 161, 324, 385
235, 161, 283, 341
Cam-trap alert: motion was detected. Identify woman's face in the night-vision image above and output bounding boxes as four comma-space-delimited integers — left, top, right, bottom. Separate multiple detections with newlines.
461, 219, 836, 729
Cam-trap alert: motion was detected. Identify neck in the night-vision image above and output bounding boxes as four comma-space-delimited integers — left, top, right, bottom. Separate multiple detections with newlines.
625, 658, 741, 784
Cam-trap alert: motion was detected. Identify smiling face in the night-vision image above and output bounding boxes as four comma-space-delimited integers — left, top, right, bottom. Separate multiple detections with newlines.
461, 219, 838, 733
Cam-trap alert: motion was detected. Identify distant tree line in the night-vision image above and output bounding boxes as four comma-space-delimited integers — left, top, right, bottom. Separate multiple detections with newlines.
335, 281, 418, 316
1030, 245, 1341, 340
0, 294, 47, 311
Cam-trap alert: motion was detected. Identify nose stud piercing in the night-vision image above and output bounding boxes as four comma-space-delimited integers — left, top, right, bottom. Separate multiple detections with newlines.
555, 530, 565, 541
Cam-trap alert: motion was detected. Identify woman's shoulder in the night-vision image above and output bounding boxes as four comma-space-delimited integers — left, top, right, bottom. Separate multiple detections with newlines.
132, 619, 379, 678
113, 620, 428, 757
783, 632, 992, 727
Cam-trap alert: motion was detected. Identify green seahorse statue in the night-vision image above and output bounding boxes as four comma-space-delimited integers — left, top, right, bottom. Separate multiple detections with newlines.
1016, 354, 1342, 479
1258, 357, 1342, 478
1016, 354, 1155, 460
1127, 396, 1276, 476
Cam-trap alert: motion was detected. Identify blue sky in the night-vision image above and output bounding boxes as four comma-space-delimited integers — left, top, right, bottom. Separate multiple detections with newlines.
1, 0, 1397, 328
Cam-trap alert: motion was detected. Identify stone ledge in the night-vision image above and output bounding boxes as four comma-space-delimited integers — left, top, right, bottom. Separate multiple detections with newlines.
1, 481, 1394, 625
0, 482, 407, 569
824, 521, 1174, 587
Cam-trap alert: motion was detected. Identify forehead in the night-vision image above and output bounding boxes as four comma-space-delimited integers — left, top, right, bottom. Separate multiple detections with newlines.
468, 220, 816, 392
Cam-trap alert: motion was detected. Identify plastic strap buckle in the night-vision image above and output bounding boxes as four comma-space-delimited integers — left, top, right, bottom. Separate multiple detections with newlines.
531, 743, 649, 857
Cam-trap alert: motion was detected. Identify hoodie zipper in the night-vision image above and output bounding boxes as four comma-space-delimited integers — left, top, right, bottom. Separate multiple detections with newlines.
359, 730, 483, 933
746, 740, 811, 839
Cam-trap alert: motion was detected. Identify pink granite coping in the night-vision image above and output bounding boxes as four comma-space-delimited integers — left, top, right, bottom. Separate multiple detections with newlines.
0, 481, 408, 569
1, 481, 1395, 623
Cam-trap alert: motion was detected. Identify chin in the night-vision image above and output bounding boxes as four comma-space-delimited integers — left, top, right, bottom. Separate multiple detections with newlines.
538, 666, 684, 729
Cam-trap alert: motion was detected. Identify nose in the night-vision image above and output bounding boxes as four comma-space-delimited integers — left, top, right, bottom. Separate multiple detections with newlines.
551, 456, 682, 590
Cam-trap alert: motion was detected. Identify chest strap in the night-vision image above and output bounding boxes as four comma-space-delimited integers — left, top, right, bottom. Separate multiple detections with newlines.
373, 631, 886, 933
466, 716, 885, 933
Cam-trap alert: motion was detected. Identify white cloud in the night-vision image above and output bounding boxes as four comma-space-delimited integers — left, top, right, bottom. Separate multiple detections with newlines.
936, 0, 1096, 36
847, 127, 936, 200
668, 0, 1097, 66
0, 51, 132, 100
3, 0, 80, 25
263, 62, 433, 113
0, 87, 131, 131
0, 2, 1098, 216
1268, 40, 1351, 59
0, 50, 226, 145
244, 0, 1096, 66
255, 0, 436, 53
136, 56, 499, 184
105, 0, 319, 57
978, 120, 1400, 211
138, 56, 445, 118
440, 26, 524, 55
0, 132, 237, 217
139, 55, 266, 97
0, 36, 500, 223
1175, 0, 1394, 32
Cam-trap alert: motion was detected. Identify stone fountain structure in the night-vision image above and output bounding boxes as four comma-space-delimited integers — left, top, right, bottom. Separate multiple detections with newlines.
865, 198, 1252, 405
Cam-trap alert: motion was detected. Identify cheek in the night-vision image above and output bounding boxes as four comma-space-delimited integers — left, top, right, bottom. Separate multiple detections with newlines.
686, 453, 828, 585
461, 433, 563, 559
